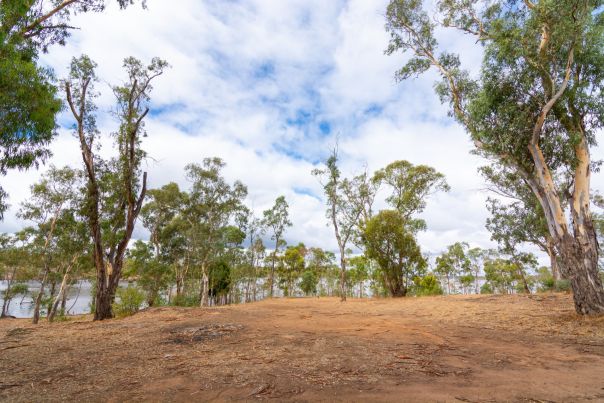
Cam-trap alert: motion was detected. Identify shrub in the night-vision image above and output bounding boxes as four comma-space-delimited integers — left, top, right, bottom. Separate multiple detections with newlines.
554, 279, 571, 292
171, 293, 199, 307
112, 286, 146, 317
413, 274, 443, 296
480, 283, 493, 294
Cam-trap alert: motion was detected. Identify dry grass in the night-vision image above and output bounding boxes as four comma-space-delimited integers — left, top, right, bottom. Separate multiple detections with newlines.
1, 293, 604, 402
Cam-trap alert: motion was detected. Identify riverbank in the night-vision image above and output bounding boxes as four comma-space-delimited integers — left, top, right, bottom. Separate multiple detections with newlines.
1, 293, 604, 401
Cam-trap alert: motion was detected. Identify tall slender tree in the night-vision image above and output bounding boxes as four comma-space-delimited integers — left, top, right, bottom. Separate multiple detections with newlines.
262, 196, 292, 297
64, 55, 167, 320
313, 149, 364, 301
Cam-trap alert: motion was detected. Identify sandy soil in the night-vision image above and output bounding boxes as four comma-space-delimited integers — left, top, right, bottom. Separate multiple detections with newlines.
1, 293, 604, 402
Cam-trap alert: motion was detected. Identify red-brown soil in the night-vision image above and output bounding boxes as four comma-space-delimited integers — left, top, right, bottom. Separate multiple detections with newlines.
1, 294, 604, 402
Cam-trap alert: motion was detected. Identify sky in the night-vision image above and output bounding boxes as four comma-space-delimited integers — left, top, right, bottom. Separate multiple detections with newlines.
2, 0, 603, 264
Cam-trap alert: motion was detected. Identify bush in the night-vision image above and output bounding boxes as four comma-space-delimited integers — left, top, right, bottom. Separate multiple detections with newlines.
480, 283, 493, 294
413, 274, 443, 296
112, 286, 146, 317
171, 293, 199, 307
554, 279, 571, 292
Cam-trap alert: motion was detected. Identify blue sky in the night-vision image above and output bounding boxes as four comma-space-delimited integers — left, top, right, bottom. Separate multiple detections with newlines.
3, 0, 602, 263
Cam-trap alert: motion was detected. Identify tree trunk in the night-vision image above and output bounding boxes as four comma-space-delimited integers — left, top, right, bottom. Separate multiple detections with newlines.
48, 266, 72, 322
557, 233, 604, 314
270, 237, 279, 298
546, 239, 562, 281
32, 268, 50, 324
200, 265, 209, 307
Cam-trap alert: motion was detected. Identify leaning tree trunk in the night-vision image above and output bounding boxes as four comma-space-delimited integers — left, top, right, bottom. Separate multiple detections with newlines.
526, 136, 604, 315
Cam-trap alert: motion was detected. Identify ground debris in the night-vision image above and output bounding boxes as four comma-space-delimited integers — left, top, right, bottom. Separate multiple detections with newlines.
167, 323, 243, 344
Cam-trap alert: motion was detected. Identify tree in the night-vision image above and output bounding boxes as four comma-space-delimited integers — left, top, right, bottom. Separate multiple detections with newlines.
363, 210, 426, 297
385, 0, 604, 314
0, 0, 142, 216
262, 196, 292, 297
18, 165, 80, 323
413, 274, 444, 296
435, 242, 472, 295
313, 149, 365, 301
64, 55, 167, 320
125, 240, 171, 307
279, 243, 307, 297
238, 209, 266, 302
0, 234, 32, 318
481, 164, 562, 281
467, 247, 485, 295
347, 255, 370, 298
183, 158, 247, 306
373, 160, 450, 220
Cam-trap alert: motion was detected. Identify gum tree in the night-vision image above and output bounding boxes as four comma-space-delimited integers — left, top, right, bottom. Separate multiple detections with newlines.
313, 149, 365, 302
64, 55, 167, 320
0, 0, 142, 216
385, 0, 604, 314
262, 196, 292, 297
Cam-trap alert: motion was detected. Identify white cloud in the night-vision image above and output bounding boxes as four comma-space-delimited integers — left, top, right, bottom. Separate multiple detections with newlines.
3, 0, 603, 268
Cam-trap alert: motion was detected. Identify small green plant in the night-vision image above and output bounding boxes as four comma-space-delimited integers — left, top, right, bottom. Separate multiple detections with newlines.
112, 286, 146, 317
554, 279, 571, 293
171, 293, 199, 307
480, 283, 494, 294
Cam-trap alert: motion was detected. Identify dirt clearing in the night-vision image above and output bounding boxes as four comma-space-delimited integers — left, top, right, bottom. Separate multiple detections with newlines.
1, 294, 604, 402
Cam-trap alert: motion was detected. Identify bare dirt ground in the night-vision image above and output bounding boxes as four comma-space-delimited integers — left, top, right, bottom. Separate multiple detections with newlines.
1, 294, 604, 402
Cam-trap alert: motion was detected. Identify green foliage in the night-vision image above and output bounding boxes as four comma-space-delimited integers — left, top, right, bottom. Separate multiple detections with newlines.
363, 210, 426, 297
0, 0, 143, 218
279, 243, 306, 297
373, 160, 449, 219
300, 270, 318, 296
171, 293, 199, 307
125, 240, 171, 306
480, 283, 493, 295
435, 242, 471, 294
413, 274, 443, 296
536, 266, 555, 292
555, 279, 571, 292
208, 260, 232, 299
112, 286, 146, 317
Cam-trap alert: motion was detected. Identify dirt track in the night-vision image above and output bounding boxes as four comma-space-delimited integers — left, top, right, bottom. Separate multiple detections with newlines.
1, 294, 604, 402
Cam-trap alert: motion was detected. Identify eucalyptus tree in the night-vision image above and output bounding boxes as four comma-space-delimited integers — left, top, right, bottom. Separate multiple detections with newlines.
363, 210, 427, 297
262, 195, 292, 297
18, 165, 81, 323
373, 160, 450, 220
140, 182, 186, 299
239, 209, 266, 302
0, 0, 143, 216
347, 255, 370, 298
183, 158, 247, 306
125, 240, 170, 306
64, 55, 167, 320
307, 247, 337, 296
312, 150, 365, 301
481, 164, 562, 280
279, 243, 307, 297
435, 242, 472, 294
0, 233, 32, 318
385, 0, 604, 314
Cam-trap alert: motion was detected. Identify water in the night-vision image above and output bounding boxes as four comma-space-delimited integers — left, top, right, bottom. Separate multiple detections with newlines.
0, 280, 93, 318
